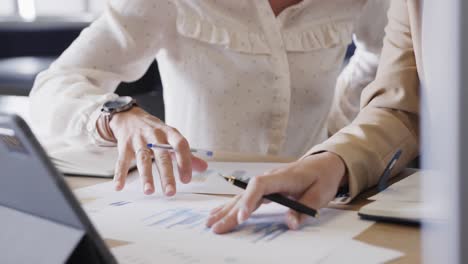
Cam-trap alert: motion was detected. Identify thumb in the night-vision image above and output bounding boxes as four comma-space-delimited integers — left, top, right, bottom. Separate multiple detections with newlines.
285, 184, 325, 230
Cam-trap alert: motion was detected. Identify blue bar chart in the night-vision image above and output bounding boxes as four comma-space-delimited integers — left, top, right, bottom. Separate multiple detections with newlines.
140, 207, 289, 243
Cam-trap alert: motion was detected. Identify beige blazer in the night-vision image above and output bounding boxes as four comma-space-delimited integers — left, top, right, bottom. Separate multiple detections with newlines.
307, 0, 423, 201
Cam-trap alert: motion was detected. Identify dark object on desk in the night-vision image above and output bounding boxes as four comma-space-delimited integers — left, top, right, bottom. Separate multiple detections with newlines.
358, 197, 423, 226
0, 113, 116, 264
360, 169, 423, 226
377, 149, 403, 192
358, 211, 421, 226
221, 175, 318, 218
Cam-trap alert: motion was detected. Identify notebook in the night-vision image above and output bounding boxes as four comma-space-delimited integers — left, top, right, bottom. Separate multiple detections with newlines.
358, 171, 427, 225
47, 143, 122, 178
358, 200, 423, 225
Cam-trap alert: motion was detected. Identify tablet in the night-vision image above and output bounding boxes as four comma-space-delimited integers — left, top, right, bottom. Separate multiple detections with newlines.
0, 113, 116, 264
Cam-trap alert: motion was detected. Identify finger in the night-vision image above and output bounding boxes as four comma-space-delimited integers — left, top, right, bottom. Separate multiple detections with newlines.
206, 195, 241, 228
165, 127, 192, 184
169, 153, 208, 172
209, 198, 238, 215
234, 173, 288, 224
152, 130, 176, 196
263, 166, 282, 175
209, 205, 224, 215
285, 184, 324, 230
191, 154, 208, 172
114, 140, 133, 191
211, 210, 240, 234
133, 136, 155, 195
211, 198, 264, 234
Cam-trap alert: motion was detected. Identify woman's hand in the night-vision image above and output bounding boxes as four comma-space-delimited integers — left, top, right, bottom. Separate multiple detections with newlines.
109, 107, 208, 196
205, 152, 346, 234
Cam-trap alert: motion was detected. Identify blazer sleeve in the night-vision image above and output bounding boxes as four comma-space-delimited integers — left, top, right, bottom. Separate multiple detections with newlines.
305, 0, 420, 201
328, 0, 390, 135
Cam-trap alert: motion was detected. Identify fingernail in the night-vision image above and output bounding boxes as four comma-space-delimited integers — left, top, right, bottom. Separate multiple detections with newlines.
182, 174, 191, 183
288, 215, 299, 230
114, 181, 123, 191
237, 208, 248, 224
211, 223, 222, 234
165, 185, 176, 196
144, 183, 153, 194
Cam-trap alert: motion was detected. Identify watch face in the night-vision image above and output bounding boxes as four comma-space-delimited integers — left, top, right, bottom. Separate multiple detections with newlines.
102, 97, 134, 113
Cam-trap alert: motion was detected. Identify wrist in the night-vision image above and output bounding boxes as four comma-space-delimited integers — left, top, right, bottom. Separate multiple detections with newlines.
100, 96, 138, 140
304, 151, 347, 186
320, 152, 349, 198
324, 152, 346, 183
108, 106, 143, 133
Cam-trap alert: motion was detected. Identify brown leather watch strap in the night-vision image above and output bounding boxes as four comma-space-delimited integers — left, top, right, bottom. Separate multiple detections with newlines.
96, 113, 117, 143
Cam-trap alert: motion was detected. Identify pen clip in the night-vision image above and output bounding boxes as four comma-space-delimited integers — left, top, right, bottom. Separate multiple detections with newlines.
377, 150, 403, 192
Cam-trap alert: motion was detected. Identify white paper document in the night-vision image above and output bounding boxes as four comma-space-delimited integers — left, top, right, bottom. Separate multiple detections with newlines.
74, 161, 404, 263
81, 191, 376, 264
179, 162, 285, 195
74, 162, 286, 199
112, 239, 403, 264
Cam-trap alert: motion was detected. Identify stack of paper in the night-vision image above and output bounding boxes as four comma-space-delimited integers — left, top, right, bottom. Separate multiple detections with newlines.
80, 191, 402, 264
74, 161, 405, 263
45, 143, 139, 178
112, 238, 402, 264
49, 145, 119, 177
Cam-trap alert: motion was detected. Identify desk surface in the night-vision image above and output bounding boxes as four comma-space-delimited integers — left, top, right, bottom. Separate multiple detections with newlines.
65, 154, 421, 264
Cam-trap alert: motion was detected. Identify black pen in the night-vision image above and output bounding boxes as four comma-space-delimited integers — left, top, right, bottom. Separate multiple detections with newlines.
377, 149, 403, 192
221, 175, 319, 218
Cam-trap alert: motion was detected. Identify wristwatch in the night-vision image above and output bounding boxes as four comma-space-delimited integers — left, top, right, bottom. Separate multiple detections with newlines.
101, 96, 137, 119
97, 96, 137, 143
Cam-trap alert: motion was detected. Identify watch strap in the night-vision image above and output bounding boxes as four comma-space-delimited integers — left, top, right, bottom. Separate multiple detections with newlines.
96, 113, 117, 143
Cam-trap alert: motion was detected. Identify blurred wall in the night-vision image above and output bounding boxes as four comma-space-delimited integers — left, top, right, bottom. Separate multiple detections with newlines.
0, 2, 15, 16
0, 0, 106, 17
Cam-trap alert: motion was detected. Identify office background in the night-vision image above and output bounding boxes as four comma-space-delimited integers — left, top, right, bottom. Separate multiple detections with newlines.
0, 0, 165, 123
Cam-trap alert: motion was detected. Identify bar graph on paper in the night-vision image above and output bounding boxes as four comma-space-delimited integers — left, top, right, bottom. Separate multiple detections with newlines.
77, 162, 380, 264
139, 207, 289, 243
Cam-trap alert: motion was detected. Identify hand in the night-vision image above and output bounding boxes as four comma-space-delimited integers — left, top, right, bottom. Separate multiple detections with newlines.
205, 152, 346, 234
109, 107, 208, 196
